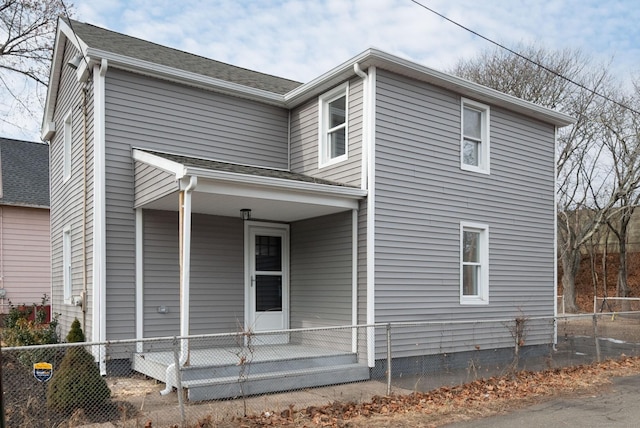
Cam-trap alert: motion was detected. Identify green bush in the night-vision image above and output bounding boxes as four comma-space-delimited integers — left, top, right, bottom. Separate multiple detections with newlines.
2, 295, 59, 346
1, 295, 60, 367
46, 319, 111, 415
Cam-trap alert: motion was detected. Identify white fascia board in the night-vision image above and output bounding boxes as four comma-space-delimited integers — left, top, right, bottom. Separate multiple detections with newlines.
196, 180, 361, 210
365, 49, 576, 127
185, 166, 368, 200
41, 19, 92, 140
132, 149, 186, 178
85, 48, 286, 106
284, 48, 575, 127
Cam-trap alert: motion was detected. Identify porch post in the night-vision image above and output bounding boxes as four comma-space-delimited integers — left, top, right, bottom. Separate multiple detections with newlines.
179, 176, 197, 365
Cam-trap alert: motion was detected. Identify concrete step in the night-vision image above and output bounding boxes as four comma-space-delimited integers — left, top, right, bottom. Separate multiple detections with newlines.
183, 363, 370, 402
180, 352, 358, 382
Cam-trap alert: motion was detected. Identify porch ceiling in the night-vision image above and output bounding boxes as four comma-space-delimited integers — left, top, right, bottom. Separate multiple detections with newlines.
133, 149, 367, 222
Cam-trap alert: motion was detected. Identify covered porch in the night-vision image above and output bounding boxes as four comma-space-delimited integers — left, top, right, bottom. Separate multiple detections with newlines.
131, 149, 370, 397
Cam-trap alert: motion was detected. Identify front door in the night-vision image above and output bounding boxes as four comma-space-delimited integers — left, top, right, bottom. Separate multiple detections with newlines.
246, 223, 289, 343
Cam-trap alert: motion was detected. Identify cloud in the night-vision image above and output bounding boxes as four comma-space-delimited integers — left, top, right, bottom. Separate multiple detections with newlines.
2, 0, 639, 140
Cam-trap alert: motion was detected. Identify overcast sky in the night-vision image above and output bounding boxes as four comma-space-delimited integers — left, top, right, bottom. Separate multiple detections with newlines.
3, 0, 640, 141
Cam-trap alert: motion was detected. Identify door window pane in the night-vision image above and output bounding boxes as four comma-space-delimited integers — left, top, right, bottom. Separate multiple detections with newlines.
256, 236, 282, 271
256, 275, 282, 311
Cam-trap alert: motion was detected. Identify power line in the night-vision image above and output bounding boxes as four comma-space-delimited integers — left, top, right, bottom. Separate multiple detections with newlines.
409, 0, 640, 117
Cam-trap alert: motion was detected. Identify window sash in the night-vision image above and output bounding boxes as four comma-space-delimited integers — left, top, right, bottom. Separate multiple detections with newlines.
460, 223, 489, 304
319, 84, 348, 166
461, 99, 490, 173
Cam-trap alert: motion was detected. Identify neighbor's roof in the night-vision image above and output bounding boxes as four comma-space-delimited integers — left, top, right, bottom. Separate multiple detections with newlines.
0, 137, 49, 208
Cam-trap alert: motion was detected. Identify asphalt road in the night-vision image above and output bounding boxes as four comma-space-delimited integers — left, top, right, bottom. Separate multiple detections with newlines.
445, 374, 640, 428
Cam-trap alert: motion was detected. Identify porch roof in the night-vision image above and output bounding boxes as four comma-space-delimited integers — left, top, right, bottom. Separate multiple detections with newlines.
132, 149, 367, 222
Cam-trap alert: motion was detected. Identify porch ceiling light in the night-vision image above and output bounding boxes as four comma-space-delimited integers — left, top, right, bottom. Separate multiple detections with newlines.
240, 208, 252, 221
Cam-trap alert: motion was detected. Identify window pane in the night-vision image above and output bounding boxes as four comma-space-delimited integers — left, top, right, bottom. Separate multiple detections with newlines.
256, 275, 282, 311
462, 265, 479, 296
463, 230, 479, 262
329, 96, 346, 128
255, 236, 282, 271
330, 128, 346, 158
463, 107, 481, 139
463, 139, 479, 166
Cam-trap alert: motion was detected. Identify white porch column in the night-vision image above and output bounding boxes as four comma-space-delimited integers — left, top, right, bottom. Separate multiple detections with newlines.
179, 176, 197, 365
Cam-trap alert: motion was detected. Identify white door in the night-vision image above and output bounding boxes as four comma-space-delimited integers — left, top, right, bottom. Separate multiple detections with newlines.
246, 223, 289, 344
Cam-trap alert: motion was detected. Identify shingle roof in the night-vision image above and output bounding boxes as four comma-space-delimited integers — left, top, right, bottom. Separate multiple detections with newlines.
65, 19, 303, 95
142, 150, 356, 188
0, 137, 49, 208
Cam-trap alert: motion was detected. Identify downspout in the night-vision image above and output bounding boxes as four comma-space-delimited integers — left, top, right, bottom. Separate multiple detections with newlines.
161, 175, 197, 395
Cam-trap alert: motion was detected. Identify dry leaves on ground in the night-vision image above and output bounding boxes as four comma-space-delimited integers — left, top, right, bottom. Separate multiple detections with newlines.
223, 356, 640, 428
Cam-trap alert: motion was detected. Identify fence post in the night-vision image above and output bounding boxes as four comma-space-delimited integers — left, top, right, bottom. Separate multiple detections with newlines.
172, 337, 186, 427
592, 314, 601, 362
386, 323, 392, 396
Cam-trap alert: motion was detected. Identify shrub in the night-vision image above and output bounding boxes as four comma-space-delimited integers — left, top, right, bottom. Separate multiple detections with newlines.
1, 295, 59, 346
46, 319, 111, 415
1, 295, 60, 367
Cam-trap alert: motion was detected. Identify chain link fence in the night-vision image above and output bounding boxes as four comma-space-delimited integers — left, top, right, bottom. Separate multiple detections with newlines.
2, 313, 640, 427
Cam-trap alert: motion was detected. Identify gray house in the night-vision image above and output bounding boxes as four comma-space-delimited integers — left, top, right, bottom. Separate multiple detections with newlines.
42, 18, 573, 399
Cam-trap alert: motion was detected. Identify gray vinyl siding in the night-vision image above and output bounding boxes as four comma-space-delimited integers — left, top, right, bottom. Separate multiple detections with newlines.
373, 69, 556, 359
134, 162, 178, 207
290, 77, 363, 186
290, 212, 353, 351
49, 41, 95, 338
107, 69, 289, 168
104, 69, 290, 339
143, 210, 244, 337
290, 211, 352, 327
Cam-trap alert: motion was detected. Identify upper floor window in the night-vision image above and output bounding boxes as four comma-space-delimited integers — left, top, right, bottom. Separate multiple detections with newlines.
63, 110, 72, 182
461, 99, 490, 174
319, 83, 348, 167
460, 221, 489, 305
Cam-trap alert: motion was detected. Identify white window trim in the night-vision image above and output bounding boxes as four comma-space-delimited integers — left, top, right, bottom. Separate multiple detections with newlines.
318, 82, 349, 168
63, 225, 72, 304
460, 221, 489, 305
461, 98, 490, 174
63, 110, 72, 182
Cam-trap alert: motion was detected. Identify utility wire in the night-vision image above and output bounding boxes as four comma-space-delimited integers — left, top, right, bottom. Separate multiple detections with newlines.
409, 0, 640, 117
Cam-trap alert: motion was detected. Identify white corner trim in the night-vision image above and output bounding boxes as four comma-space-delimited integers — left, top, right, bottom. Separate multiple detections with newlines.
553, 126, 559, 343
135, 208, 144, 352
366, 66, 377, 368
92, 60, 107, 374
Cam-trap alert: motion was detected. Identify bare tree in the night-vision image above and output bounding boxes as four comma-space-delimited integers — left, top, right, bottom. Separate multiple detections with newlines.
452, 44, 619, 312
598, 87, 640, 302
0, 0, 70, 137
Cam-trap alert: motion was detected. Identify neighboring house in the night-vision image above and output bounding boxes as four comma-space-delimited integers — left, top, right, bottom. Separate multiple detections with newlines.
42, 19, 574, 399
0, 137, 50, 313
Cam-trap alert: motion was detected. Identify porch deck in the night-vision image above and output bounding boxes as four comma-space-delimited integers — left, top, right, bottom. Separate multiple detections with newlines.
132, 344, 370, 401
